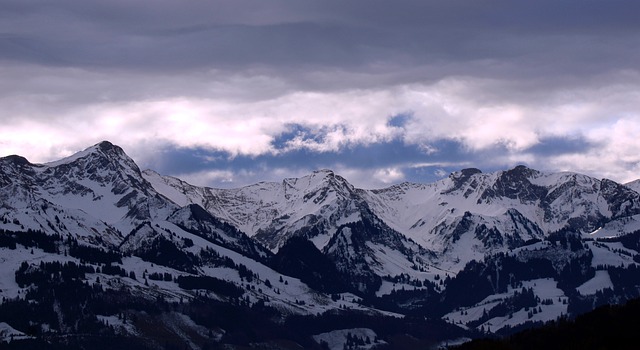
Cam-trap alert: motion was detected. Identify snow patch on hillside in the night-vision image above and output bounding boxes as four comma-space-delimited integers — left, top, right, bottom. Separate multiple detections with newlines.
0, 322, 32, 342
577, 270, 614, 295
313, 328, 383, 350
587, 215, 640, 238
588, 241, 636, 267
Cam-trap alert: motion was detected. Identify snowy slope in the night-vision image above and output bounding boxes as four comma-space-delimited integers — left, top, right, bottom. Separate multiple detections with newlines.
626, 179, 640, 194
577, 270, 614, 295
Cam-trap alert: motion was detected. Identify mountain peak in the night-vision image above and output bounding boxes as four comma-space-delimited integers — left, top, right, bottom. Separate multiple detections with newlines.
91, 140, 127, 158
448, 168, 482, 180
504, 164, 538, 178
97, 140, 117, 152
312, 169, 335, 176
46, 141, 130, 167
279, 169, 355, 199
479, 165, 546, 202
0, 154, 31, 167
443, 167, 483, 194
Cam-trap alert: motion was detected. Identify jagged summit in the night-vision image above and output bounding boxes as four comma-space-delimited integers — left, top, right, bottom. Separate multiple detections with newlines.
0, 154, 32, 166
312, 168, 334, 175
452, 167, 483, 177
45, 140, 133, 168
443, 167, 483, 195
97, 140, 116, 150
502, 164, 541, 179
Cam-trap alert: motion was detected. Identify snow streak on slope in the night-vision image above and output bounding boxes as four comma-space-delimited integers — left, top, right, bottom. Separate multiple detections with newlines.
626, 179, 640, 194
587, 214, 640, 238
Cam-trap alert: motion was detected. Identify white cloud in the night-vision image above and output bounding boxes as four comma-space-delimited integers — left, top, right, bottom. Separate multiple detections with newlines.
434, 169, 448, 178
172, 169, 236, 187
373, 167, 405, 184
1, 66, 640, 185
327, 166, 406, 189
546, 118, 640, 183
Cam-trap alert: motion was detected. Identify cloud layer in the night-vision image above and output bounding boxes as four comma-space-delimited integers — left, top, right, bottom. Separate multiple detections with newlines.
1, 0, 639, 188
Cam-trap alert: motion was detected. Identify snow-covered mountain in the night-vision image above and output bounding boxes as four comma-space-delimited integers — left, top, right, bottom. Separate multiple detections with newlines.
363, 166, 640, 270
144, 169, 364, 249
2, 141, 640, 348
144, 168, 436, 293
0, 141, 179, 247
147, 163, 640, 273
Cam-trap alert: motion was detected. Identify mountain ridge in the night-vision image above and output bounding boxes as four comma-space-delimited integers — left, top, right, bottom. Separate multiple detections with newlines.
2, 140, 640, 348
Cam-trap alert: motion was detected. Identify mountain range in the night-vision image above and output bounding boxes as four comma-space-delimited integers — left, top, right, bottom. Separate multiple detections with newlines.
1, 141, 640, 349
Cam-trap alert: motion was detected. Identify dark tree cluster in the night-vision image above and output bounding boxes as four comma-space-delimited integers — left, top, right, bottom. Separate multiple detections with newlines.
270, 236, 349, 293
176, 275, 244, 298
100, 263, 128, 277
68, 239, 122, 264
15, 261, 95, 288
0, 228, 61, 253
547, 229, 587, 251
443, 253, 555, 310
147, 271, 173, 281
131, 236, 198, 273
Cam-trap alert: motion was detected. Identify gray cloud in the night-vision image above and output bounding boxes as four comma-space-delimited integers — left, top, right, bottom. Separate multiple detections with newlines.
1, 0, 638, 115
2, 0, 639, 81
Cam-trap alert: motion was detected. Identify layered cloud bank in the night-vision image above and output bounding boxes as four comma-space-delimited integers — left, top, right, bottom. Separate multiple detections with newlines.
1, 0, 639, 187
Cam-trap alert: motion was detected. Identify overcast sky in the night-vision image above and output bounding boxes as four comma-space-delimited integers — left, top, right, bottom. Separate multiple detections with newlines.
1, 0, 640, 188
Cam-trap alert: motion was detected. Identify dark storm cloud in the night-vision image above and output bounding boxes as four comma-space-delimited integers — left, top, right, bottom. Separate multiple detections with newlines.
1, 0, 639, 124
2, 0, 639, 85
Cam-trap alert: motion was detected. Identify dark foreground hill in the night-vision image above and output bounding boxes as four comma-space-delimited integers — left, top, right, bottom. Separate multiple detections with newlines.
454, 297, 640, 350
